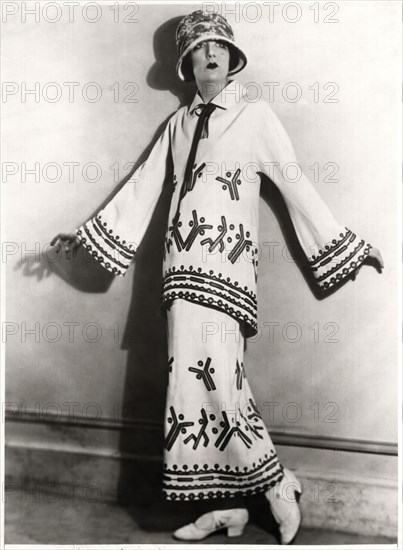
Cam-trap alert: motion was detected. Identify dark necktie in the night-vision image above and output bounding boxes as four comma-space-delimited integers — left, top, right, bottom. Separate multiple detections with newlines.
179, 102, 217, 203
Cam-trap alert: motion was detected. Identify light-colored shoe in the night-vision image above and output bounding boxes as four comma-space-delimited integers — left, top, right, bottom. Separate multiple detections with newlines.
172, 508, 249, 541
265, 468, 303, 545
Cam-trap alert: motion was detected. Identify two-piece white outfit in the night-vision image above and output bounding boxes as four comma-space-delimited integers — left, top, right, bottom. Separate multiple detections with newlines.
76, 79, 372, 502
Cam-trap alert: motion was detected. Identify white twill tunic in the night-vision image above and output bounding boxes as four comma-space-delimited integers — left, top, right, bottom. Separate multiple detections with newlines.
76, 79, 372, 501
76, 79, 372, 337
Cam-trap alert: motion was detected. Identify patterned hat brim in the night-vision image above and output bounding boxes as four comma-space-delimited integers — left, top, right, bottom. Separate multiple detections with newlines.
176, 34, 247, 82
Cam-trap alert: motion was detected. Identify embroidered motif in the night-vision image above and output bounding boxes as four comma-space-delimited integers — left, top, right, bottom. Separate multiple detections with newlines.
201, 216, 228, 253
76, 220, 134, 275
188, 357, 216, 391
241, 399, 265, 441
309, 227, 352, 265
166, 211, 255, 266
162, 451, 284, 501
253, 252, 259, 282
314, 240, 366, 281
183, 409, 212, 449
214, 410, 253, 451
187, 162, 206, 194
228, 224, 252, 264
235, 359, 246, 390
93, 215, 134, 255
162, 266, 258, 336
165, 406, 194, 451
169, 210, 213, 252
173, 162, 207, 222
216, 168, 242, 201
308, 228, 372, 289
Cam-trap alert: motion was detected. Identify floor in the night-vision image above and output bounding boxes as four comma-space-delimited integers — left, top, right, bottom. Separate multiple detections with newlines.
5, 488, 397, 546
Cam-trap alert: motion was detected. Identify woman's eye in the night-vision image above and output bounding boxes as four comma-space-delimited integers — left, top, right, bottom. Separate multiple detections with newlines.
193, 40, 227, 51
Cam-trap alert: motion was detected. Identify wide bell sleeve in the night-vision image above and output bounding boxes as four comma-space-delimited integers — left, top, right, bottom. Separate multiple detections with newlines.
75, 116, 174, 276
255, 102, 372, 291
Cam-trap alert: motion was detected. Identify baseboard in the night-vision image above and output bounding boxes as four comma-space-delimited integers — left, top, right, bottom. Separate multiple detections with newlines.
5, 407, 398, 455
5, 415, 398, 538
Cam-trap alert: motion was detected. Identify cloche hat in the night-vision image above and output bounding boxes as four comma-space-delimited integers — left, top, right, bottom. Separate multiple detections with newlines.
176, 10, 247, 82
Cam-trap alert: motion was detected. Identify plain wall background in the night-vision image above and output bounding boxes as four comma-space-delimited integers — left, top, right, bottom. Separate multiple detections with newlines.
3, 2, 399, 454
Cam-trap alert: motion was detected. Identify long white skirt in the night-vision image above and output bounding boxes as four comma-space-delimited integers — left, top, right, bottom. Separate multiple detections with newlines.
162, 299, 284, 502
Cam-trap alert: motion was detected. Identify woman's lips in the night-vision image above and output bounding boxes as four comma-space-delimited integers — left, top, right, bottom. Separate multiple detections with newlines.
206, 62, 218, 69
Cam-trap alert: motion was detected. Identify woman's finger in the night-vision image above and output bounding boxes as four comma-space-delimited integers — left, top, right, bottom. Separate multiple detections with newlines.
50, 233, 78, 247
352, 267, 361, 281
50, 234, 62, 246
377, 250, 384, 269
371, 248, 384, 270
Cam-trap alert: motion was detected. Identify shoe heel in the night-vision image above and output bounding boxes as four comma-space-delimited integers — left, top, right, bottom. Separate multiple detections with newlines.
227, 524, 245, 538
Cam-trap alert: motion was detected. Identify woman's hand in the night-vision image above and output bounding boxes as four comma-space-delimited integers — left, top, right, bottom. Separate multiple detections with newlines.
50, 232, 81, 260
351, 246, 384, 280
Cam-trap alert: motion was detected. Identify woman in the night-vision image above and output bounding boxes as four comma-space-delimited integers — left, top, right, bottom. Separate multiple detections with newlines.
51, 10, 384, 545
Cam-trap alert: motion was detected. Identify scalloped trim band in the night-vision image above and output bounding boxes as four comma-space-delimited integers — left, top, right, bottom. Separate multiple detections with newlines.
162, 266, 258, 336
310, 228, 372, 290
76, 218, 135, 276
162, 451, 283, 501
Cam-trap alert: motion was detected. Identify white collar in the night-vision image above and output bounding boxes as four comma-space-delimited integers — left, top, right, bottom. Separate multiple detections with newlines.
187, 79, 248, 116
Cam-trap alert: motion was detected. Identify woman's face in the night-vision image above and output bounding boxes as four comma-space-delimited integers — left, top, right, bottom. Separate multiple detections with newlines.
190, 39, 230, 86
